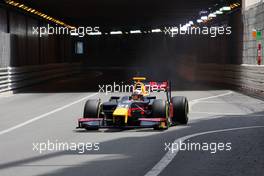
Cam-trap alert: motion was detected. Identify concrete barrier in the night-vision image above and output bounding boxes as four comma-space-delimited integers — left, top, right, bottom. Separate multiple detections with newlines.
186, 63, 264, 92
0, 63, 81, 93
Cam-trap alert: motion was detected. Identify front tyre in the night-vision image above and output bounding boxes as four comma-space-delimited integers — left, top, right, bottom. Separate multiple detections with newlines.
83, 99, 101, 130
152, 99, 169, 130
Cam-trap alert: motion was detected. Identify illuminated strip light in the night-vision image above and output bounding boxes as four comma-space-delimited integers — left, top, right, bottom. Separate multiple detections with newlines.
88, 32, 102, 36
220, 6, 231, 11
201, 16, 208, 20
151, 29, 162, 33
189, 21, 194, 25
197, 19, 203, 23
130, 30, 141, 34
5, 0, 75, 29
208, 13, 216, 18
110, 31, 122, 35
215, 10, 223, 15
195, 2, 240, 25
230, 2, 240, 9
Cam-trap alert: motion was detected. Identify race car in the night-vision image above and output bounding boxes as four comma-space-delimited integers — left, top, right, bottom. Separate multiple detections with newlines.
77, 77, 189, 130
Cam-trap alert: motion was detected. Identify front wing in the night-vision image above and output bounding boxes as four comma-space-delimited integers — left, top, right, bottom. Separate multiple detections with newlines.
77, 118, 167, 129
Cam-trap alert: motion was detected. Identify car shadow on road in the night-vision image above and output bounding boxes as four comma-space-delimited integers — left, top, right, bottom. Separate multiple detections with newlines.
1, 111, 264, 176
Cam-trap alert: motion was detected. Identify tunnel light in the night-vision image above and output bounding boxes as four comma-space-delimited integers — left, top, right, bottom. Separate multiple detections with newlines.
151, 29, 162, 33
221, 6, 231, 11
189, 21, 194, 25
5, 0, 75, 28
201, 16, 208, 20
130, 30, 141, 34
88, 32, 102, 36
233, 2, 240, 8
197, 19, 203, 23
215, 10, 223, 15
208, 13, 216, 18
110, 31, 122, 35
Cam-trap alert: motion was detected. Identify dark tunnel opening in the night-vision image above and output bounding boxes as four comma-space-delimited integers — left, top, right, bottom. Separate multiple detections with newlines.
0, 0, 259, 94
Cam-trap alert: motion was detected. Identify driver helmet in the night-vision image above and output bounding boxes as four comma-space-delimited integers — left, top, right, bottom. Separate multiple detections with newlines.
132, 89, 143, 101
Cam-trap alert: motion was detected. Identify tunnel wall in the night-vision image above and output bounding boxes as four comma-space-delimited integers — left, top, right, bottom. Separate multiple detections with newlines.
243, 0, 264, 65
178, 62, 264, 93
0, 4, 83, 93
0, 4, 79, 67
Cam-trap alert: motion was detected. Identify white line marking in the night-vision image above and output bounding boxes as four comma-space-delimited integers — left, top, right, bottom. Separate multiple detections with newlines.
190, 91, 233, 103
194, 101, 264, 104
191, 111, 245, 115
0, 93, 98, 136
0, 91, 13, 98
144, 125, 264, 176
189, 91, 233, 109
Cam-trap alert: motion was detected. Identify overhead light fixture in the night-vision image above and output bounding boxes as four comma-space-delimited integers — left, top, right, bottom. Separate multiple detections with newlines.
208, 13, 216, 18
201, 16, 208, 20
130, 30, 141, 34
151, 29, 162, 33
5, 0, 74, 28
215, 10, 223, 15
88, 32, 102, 36
110, 31, 122, 35
197, 19, 203, 23
221, 6, 231, 11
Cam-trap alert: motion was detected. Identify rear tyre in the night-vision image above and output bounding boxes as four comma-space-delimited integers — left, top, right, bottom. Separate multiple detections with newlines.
83, 99, 101, 130
171, 96, 189, 124
152, 99, 169, 130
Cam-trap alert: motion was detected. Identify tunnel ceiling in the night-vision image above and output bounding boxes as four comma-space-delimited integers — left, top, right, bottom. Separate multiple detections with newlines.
16, 0, 237, 30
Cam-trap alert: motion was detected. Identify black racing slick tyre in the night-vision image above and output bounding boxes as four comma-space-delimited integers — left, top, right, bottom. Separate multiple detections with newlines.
83, 99, 101, 118
171, 96, 189, 124
83, 99, 101, 130
152, 99, 169, 130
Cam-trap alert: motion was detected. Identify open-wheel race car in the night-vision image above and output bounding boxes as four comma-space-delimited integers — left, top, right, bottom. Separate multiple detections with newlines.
77, 77, 189, 130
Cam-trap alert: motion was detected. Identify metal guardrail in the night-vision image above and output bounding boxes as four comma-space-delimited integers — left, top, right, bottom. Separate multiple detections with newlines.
0, 63, 81, 93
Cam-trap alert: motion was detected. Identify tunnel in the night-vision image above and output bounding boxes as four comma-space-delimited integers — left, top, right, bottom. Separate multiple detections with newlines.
0, 0, 252, 92
0, 0, 264, 176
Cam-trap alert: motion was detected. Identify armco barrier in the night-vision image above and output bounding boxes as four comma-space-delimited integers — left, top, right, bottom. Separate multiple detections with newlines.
190, 63, 264, 92
0, 63, 81, 93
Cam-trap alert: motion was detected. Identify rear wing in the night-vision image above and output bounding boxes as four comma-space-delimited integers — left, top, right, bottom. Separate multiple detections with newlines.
147, 81, 170, 92
133, 77, 171, 101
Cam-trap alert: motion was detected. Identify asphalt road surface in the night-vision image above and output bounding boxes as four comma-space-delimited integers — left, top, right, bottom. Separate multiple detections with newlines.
0, 72, 264, 176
